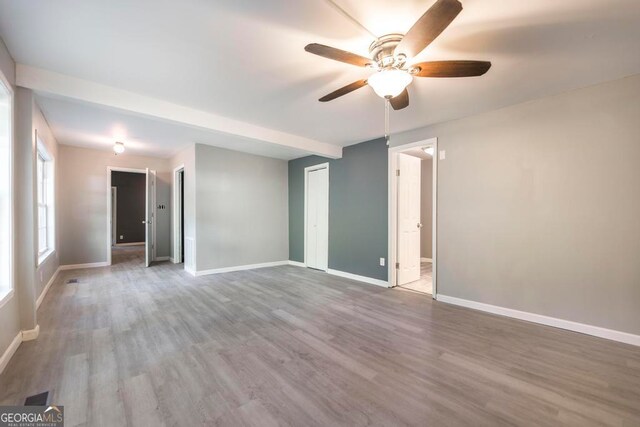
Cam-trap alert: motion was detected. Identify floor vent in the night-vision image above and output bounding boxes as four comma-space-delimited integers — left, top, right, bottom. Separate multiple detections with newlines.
25, 391, 49, 406
66, 279, 78, 284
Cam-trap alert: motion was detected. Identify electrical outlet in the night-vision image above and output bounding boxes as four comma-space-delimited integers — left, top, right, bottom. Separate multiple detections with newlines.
439, 150, 446, 160
120, 235, 124, 240
379, 257, 385, 267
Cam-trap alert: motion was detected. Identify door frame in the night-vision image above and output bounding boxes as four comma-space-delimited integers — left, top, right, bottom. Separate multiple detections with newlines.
172, 164, 185, 264
111, 186, 117, 246
388, 138, 438, 297
303, 162, 330, 271
106, 166, 149, 266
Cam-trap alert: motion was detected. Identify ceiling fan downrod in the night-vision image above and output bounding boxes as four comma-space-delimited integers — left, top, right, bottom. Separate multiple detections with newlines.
384, 97, 390, 146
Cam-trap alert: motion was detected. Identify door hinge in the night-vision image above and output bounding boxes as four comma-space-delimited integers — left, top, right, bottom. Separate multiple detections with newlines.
395, 262, 399, 269
396, 169, 400, 176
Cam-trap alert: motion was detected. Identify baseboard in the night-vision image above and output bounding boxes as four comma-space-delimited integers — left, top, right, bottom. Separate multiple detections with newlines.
115, 242, 144, 247
155, 256, 170, 262
288, 260, 306, 268
21, 324, 40, 342
438, 295, 640, 347
0, 332, 22, 375
327, 269, 389, 288
59, 261, 109, 271
192, 261, 290, 277
36, 267, 60, 310
421, 257, 432, 262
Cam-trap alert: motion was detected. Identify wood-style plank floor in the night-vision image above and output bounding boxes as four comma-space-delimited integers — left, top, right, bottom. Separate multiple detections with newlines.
1, 247, 639, 426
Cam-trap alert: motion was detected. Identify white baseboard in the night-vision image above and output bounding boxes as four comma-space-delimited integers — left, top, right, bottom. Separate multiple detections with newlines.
21, 324, 40, 342
421, 257, 432, 262
59, 261, 109, 271
115, 242, 144, 247
36, 267, 60, 310
288, 260, 306, 268
327, 269, 389, 288
155, 256, 170, 262
438, 295, 640, 347
192, 261, 290, 277
0, 332, 22, 375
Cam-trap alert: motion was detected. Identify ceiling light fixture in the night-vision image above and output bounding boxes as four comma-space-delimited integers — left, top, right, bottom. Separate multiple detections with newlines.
423, 146, 434, 156
368, 69, 413, 99
113, 141, 125, 155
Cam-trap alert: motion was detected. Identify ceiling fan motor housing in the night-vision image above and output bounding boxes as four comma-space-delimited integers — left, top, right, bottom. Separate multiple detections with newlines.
369, 34, 405, 68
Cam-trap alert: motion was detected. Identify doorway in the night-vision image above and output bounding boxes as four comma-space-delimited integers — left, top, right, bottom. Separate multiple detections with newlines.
173, 165, 185, 265
107, 167, 156, 267
304, 163, 329, 271
389, 138, 437, 297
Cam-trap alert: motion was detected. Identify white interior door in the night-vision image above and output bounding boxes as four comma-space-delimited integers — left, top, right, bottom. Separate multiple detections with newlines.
145, 168, 156, 267
397, 153, 421, 285
305, 167, 329, 271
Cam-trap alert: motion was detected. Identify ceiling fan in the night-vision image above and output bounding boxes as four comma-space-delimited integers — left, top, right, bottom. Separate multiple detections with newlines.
305, 0, 491, 110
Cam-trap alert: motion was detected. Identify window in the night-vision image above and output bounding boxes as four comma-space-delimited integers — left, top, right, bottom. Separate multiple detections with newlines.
0, 76, 12, 303
36, 136, 55, 264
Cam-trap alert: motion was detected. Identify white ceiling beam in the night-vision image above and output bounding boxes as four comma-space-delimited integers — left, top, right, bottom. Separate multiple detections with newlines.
16, 64, 342, 159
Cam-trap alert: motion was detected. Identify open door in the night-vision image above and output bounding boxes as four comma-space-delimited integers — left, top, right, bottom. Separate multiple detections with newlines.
145, 168, 156, 267
396, 153, 421, 285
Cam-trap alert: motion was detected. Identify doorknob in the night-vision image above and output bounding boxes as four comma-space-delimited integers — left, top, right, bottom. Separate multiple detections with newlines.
417, 222, 423, 228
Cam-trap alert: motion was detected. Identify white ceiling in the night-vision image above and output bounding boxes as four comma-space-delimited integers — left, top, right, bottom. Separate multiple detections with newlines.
35, 95, 312, 160
1, 0, 639, 158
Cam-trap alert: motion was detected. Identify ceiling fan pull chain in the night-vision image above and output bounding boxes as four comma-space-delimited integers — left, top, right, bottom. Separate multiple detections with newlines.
384, 98, 390, 145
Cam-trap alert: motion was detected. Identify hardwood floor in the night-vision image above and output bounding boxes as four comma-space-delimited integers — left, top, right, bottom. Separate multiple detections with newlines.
1, 250, 639, 426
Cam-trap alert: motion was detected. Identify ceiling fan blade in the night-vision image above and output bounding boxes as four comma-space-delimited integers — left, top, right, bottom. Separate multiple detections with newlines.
390, 89, 409, 110
412, 60, 491, 77
319, 79, 368, 102
394, 0, 462, 59
305, 43, 373, 68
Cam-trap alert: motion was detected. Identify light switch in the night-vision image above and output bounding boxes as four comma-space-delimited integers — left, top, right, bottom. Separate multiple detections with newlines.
379, 258, 385, 266
439, 150, 446, 160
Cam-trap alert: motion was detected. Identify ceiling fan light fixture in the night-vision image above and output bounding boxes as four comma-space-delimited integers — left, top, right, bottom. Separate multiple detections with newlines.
113, 141, 125, 155
368, 69, 413, 99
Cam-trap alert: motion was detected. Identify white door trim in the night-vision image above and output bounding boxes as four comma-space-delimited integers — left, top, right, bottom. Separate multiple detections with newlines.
303, 162, 329, 271
106, 166, 147, 266
172, 164, 185, 264
388, 138, 438, 298
111, 187, 117, 246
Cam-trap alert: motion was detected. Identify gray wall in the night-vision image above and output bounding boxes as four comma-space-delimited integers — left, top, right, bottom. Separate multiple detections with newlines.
58, 146, 171, 265
392, 74, 640, 335
289, 138, 388, 281
14, 88, 37, 332
193, 144, 288, 271
421, 158, 433, 259
111, 171, 146, 243
33, 98, 60, 304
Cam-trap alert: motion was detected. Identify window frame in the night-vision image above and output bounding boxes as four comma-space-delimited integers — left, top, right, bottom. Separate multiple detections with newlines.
36, 133, 55, 265
0, 70, 14, 307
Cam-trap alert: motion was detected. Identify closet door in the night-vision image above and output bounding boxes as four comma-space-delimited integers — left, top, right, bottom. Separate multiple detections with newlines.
305, 167, 329, 271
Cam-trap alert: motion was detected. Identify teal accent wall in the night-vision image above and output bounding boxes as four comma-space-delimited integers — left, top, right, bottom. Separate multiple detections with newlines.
288, 138, 388, 281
